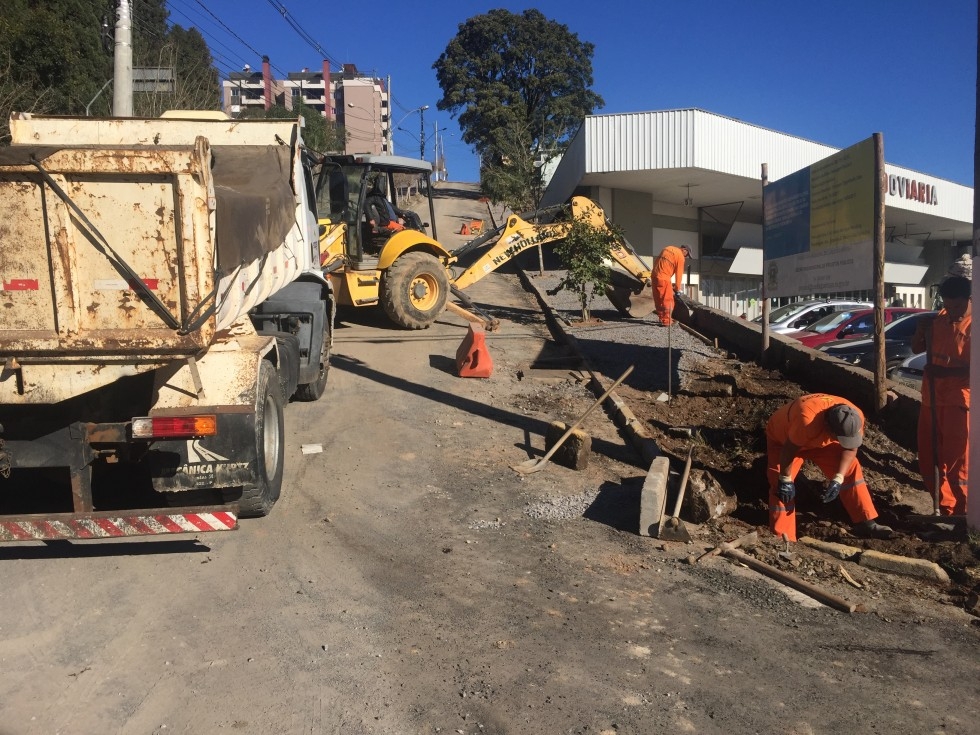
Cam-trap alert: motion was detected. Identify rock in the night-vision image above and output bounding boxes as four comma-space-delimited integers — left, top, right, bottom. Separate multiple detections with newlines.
545, 421, 591, 470
684, 468, 737, 522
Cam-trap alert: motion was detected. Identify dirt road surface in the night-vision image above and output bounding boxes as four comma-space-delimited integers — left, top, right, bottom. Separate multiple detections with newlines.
0, 184, 978, 735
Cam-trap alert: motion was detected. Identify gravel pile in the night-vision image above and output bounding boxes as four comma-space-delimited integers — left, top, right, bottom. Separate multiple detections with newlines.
524, 265, 721, 394
523, 489, 601, 521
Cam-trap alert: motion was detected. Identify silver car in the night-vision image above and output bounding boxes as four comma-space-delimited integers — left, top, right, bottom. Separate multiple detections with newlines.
754, 299, 873, 334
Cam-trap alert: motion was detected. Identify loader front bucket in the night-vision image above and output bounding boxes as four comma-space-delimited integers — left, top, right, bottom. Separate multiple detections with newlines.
605, 269, 658, 318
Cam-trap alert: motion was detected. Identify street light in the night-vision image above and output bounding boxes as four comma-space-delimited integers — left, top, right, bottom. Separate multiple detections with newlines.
395, 105, 429, 159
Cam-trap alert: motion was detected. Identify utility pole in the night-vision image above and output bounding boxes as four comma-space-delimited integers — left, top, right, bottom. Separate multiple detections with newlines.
419, 105, 428, 160
112, 0, 133, 116
385, 75, 393, 154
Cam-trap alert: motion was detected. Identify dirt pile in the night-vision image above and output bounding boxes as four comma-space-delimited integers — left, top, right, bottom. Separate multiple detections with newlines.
521, 260, 980, 617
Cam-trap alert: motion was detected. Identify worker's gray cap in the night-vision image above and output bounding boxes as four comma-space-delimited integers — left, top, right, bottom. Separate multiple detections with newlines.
826, 404, 863, 449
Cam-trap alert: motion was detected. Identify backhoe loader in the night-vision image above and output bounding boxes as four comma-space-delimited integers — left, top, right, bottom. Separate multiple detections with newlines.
314, 153, 655, 330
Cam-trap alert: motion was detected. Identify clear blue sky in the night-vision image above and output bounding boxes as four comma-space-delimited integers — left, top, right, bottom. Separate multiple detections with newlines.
163, 0, 977, 186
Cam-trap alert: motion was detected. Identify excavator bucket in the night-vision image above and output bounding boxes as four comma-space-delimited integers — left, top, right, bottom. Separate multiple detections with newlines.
605, 270, 658, 318
672, 292, 692, 323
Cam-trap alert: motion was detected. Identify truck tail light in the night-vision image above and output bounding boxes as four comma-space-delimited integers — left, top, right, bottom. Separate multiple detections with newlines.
131, 415, 218, 439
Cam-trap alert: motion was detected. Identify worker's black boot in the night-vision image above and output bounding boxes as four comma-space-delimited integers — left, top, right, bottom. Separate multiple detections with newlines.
854, 519, 894, 539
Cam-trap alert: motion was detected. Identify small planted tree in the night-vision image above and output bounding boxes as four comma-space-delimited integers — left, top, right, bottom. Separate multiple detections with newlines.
551, 213, 626, 322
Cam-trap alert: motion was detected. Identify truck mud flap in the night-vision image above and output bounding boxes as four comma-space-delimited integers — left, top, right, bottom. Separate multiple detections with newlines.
148, 411, 258, 492
0, 507, 237, 542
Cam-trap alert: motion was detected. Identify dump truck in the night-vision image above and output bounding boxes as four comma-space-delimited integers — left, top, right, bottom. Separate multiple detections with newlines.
314, 154, 655, 330
0, 112, 334, 541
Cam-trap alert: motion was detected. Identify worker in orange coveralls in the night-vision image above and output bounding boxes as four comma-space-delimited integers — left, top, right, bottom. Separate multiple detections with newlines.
912, 275, 971, 516
651, 244, 690, 326
766, 394, 893, 541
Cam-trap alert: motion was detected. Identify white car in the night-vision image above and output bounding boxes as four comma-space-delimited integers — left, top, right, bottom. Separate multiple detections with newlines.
754, 299, 873, 334
889, 352, 926, 391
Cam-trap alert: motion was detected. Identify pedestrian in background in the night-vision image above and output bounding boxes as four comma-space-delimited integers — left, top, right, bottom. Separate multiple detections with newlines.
766, 393, 893, 541
912, 274, 971, 516
651, 244, 690, 326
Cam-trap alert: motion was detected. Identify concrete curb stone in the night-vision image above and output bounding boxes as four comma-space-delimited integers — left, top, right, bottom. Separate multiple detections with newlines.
859, 549, 951, 583
798, 537, 862, 560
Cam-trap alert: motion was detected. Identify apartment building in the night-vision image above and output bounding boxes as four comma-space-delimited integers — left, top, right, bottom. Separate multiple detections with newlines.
221, 59, 389, 155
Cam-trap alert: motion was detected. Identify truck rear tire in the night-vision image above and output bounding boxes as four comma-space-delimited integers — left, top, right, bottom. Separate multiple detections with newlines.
380, 252, 449, 329
295, 316, 332, 402
236, 359, 285, 517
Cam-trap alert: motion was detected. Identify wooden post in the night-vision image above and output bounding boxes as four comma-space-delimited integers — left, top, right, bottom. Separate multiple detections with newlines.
873, 133, 887, 412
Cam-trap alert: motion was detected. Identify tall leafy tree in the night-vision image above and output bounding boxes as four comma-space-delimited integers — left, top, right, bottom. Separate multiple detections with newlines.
433, 9, 603, 209
0, 0, 221, 134
0, 0, 110, 119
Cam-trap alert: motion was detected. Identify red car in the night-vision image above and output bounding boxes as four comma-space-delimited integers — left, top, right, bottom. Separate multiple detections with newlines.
786, 307, 926, 349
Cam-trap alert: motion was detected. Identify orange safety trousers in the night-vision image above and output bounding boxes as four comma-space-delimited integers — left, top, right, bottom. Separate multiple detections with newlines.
652, 278, 675, 326
917, 401, 969, 515
766, 440, 877, 542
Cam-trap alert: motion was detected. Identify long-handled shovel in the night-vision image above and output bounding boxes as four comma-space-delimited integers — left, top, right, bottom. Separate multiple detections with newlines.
657, 443, 693, 541
512, 365, 634, 475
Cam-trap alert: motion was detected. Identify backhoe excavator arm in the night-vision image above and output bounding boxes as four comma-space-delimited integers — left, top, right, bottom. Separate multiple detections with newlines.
449, 196, 653, 297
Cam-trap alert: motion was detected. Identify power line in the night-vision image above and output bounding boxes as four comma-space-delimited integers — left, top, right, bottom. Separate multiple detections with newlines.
166, 0, 253, 70
183, 0, 287, 76
263, 1, 340, 68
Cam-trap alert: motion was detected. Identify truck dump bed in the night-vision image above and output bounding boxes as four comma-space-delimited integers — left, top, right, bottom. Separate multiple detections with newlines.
0, 115, 314, 404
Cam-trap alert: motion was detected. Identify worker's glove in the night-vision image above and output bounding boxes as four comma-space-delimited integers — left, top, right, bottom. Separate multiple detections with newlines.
822, 474, 845, 503
776, 476, 795, 504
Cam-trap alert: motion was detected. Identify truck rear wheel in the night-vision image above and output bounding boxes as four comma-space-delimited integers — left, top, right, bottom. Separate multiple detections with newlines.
380, 252, 449, 329
236, 359, 285, 517
295, 315, 332, 402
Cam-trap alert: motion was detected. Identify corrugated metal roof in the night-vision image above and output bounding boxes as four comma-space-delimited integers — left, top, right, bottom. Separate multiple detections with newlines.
543, 109, 972, 230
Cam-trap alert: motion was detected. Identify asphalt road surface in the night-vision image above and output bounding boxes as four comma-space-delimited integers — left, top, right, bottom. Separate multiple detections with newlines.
1, 239, 978, 734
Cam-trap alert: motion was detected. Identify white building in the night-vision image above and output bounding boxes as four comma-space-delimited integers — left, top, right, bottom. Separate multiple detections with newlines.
542, 109, 973, 318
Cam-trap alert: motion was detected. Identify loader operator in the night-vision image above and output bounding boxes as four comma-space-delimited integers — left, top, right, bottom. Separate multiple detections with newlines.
364, 177, 406, 235
651, 244, 689, 326
766, 393, 893, 541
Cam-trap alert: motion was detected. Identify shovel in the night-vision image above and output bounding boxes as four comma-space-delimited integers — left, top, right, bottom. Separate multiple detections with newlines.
512, 365, 634, 475
657, 443, 693, 541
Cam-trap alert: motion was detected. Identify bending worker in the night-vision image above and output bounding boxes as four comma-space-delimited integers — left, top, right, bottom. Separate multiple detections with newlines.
766, 393, 893, 541
651, 244, 690, 326
912, 275, 971, 516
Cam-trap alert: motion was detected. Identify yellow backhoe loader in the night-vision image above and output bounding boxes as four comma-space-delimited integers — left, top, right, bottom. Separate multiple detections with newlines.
314, 153, 655, 330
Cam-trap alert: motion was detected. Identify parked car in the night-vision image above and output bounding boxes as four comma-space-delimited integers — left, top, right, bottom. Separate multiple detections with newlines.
753, 299, 873, 334
818, 311, 937, 370
784, 307, 926, 349
889, 351, 926, 391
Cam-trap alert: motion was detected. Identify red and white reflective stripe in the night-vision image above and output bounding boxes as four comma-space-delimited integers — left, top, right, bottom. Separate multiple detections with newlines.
1, 279, 40, 291
0, 511, 237, 541
92, 278, 160, 291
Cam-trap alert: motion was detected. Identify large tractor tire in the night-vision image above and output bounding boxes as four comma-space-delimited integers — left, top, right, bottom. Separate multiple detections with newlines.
295, 314, 332, 402
234, 359, 285, 518
380, 251, 450, 329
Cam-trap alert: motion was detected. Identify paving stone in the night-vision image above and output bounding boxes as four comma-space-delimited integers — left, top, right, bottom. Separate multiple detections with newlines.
639, 456, 670, 537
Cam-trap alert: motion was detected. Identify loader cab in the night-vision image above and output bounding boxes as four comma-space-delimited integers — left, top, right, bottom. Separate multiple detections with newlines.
314, 154, 435, 265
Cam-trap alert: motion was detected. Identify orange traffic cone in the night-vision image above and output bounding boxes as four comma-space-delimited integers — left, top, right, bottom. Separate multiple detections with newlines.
456, 323, 493, 378
460, 222, 470, 236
